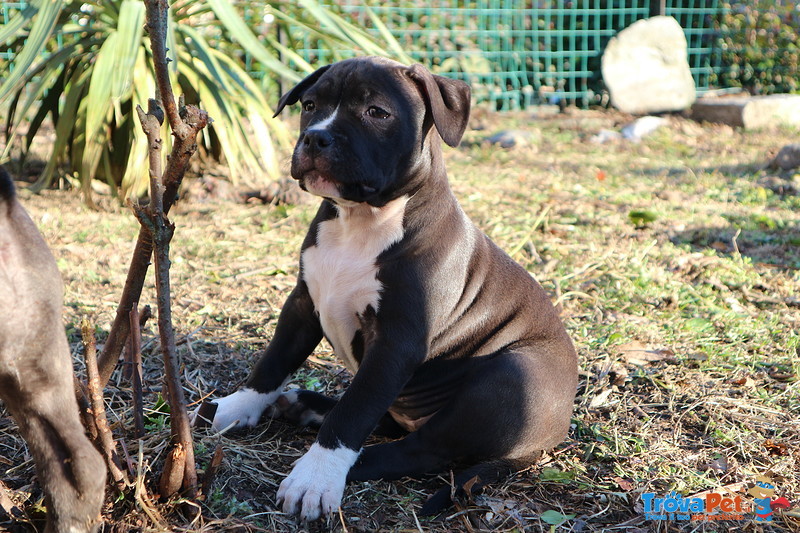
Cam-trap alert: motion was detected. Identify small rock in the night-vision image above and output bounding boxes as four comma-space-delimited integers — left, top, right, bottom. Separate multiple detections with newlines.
771, 143, 800, 170
590, 129, 622, 144
485, 129, 537, 149
621, 116, 668, 141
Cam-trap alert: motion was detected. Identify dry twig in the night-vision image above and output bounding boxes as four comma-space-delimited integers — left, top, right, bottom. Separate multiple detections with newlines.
126, 303, 146, 438
81, 319, 128, 488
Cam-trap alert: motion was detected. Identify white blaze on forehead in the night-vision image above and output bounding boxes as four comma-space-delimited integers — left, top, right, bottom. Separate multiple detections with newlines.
307, 106, 339, 132
302, 196, 408, 373
277, 442, 360, 521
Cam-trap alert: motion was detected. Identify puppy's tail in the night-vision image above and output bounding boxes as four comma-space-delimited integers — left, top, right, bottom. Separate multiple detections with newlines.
420, 454, 541, 516
0, 166, 14, 203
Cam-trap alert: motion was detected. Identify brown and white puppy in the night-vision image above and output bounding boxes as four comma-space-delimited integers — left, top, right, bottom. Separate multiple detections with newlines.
196, 57, 578, 520
0, 167, 105, 533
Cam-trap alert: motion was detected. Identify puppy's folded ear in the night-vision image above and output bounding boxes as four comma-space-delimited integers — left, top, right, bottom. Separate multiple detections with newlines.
273, 65, 332, 118
405, 64, 471, 147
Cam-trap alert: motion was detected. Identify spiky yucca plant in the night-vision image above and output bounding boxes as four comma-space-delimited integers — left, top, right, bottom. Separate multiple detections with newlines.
0, 0, 410, 200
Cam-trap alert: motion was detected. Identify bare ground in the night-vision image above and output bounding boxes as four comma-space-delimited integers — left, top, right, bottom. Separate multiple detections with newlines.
1, 109, 799, 532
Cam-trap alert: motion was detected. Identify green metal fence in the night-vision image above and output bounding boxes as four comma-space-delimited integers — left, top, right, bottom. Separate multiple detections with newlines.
664, 0, 722, 96
3, 1, 792, 110
1, 0, 27, 62
286, 1, 723, 110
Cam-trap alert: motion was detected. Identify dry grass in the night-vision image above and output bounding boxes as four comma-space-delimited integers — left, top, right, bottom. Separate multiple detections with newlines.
1, 108, 799, 532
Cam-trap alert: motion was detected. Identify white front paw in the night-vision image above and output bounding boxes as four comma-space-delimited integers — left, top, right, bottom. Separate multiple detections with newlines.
193, 387, 279, 431
277, 442, 360, 521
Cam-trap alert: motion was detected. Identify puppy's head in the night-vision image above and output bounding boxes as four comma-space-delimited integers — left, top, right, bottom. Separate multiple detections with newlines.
274, 57, 470, 206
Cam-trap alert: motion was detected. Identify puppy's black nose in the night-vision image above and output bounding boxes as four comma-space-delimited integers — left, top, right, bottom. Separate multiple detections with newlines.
303, 129, 333, 150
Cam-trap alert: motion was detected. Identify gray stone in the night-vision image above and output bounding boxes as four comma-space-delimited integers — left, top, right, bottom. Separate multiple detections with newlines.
691, 94, 800, 130
590, 116, 667, 144
590, 129, 622, 144
602, 16, 696, 114
621, 116, 668, 141
485, 129, 537, 149
772, 144, 800, 170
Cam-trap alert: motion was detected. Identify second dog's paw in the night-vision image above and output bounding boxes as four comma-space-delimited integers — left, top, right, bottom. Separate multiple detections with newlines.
192, 388, 279, 431
272, 390, 327, 427
276, 443, 360, 521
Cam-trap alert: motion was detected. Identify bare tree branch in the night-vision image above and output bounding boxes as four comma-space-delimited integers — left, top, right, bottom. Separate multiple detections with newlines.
96, 6, 209, 389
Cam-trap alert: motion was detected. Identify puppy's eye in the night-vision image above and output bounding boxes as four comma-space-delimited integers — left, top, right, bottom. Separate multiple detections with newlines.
302, 101, 316, 113
366, 106, 390, 120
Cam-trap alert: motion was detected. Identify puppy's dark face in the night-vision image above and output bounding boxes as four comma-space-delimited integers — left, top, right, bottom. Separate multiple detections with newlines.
274, 57, 471, 207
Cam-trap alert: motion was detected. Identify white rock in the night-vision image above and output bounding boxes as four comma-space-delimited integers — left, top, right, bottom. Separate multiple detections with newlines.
602, 16, 696, 114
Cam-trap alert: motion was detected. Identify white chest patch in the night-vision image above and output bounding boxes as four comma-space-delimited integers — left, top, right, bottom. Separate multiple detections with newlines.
302, 196, 408, 372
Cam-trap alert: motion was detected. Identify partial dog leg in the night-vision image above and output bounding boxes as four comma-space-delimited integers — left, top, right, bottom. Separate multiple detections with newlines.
0, 167, 106, 532
0, 297, 106, 533
271, 390, 334, 428
418, 455, 540, 515
6, 380, 107, 533
192, 282, 323, 431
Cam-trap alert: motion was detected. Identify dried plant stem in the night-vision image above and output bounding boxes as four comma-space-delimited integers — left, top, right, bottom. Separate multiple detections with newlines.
132, 0, 207, 496
82, 319, 128, 488
134, 102, 198, 497
200, 445, 225, 496
96, 4, 209, 389
127, 303, 145, 438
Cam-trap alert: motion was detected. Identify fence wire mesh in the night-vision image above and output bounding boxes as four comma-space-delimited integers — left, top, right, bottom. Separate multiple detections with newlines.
275, 1, 723, 109
4, 1, 791, 110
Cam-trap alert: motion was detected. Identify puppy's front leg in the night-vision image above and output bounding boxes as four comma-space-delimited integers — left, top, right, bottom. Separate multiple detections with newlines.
277, 318, 426, 521
195, 282, 322, 430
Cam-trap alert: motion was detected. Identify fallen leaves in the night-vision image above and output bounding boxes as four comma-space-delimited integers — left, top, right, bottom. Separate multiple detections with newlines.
616, 341, 677, 366
764, 439, 789, 457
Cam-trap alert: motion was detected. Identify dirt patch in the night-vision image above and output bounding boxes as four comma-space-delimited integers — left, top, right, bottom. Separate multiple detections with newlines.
1, 110, 798, 532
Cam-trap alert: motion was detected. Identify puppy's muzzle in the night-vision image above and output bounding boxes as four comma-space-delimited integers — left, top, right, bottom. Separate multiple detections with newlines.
302, 129, 334, 154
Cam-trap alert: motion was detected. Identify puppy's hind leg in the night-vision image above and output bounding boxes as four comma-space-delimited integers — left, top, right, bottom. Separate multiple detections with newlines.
347, 347, 576, 513
274, 390, 409, 438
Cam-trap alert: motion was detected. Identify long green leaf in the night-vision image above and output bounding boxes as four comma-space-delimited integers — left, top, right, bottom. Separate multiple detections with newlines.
82, 32, 118, 187
212, 47, 270, 107
296, 0, 350, 45
111, 1, 145, 100
25, 65, 66, 154
0, 0, 64, 102
363, 5, 413, 65
83, 1, 144, 188
262, 30, 314, 74
4, 44, 78, 152
206, 0, 300, 83
35, 66, 89, 191
208, 49, 288, 179
0, 3, 37, 44
122, 46, 157, 198
179, 63, 241, 181
178, 25, 237, 94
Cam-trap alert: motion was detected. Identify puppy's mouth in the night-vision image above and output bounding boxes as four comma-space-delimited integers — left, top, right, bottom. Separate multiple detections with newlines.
297, 169, 379, 203
298, 170, 341, 198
